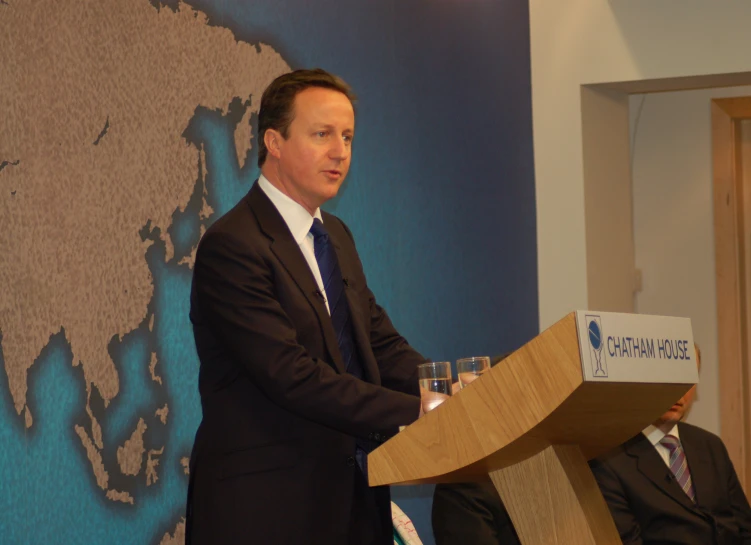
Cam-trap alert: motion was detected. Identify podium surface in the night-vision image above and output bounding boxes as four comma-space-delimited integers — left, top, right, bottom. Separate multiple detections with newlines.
369, 311, 698, 545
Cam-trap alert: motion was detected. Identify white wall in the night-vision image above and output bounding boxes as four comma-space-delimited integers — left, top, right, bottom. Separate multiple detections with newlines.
530, 0, 751, 331
530, 1, 751, 436
630, 85, 751, 434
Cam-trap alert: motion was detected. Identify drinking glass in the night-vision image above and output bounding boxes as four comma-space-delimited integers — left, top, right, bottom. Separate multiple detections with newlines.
418, 361, 452, 412
456, 356, 490, 389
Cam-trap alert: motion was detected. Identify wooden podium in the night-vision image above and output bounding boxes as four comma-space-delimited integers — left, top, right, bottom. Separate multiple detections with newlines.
368, 311, 698, 545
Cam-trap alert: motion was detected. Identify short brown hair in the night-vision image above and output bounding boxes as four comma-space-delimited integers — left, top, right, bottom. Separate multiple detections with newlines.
257, 68, 356, 168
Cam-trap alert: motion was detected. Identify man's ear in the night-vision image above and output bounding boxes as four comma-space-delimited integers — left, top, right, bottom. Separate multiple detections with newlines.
264, 128, 283, 160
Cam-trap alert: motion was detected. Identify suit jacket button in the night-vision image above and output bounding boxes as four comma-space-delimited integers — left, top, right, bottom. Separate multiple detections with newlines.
368, 433, 375, 440
346, 456, 356, 467
374, 433, 381, 441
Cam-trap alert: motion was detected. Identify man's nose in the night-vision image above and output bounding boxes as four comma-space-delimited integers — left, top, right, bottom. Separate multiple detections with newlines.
329, 136, 349, 160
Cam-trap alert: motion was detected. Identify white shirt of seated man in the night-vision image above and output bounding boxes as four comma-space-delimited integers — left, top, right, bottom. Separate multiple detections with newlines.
642, 343, 700, 466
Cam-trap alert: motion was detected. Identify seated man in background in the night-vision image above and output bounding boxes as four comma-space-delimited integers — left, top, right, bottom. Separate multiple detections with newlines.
432, 480, 519, 545
431, 353, 522, 545
591, 344, 751, 545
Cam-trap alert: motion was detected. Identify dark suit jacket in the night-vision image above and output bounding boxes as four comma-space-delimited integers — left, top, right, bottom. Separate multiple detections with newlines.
186, 182, 424, 545
590, 422, 751, 545
432, 481, 521, 545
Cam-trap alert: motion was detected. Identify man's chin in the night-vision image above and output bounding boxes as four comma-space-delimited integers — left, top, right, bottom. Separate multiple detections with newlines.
321, 185, 343, 203
654, 412, 682, 428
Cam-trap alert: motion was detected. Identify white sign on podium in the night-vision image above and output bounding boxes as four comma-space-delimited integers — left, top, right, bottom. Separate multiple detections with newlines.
575, 311, 698, 384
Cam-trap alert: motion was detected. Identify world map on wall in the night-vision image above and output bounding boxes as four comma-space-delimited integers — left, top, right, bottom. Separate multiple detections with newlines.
0, 1, 289, 542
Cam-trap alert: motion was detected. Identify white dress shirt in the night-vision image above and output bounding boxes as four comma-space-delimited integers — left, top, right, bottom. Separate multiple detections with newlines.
642, 422, 681, 468
257, 175, 330, 314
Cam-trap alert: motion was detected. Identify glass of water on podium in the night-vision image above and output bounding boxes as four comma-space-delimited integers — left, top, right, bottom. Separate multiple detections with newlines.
456, 356, 490, 389
418, 361, 453, 412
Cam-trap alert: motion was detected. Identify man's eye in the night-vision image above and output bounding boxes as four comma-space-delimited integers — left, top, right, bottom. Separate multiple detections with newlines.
343, 135, 353, 144
316, 131, 327, 138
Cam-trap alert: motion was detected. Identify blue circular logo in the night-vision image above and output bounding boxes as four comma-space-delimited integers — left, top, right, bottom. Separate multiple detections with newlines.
588, 320, 602, 350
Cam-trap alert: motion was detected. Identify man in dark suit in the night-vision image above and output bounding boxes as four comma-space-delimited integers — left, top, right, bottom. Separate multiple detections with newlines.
186, 69, 426, 545
591, 345, 751, 544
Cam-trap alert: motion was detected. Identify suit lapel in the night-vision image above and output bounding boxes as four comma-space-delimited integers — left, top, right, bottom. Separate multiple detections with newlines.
625, 433, 696, 511
326, 221, 381, 385
678, 423, 711, 507
246, 183, 346, 374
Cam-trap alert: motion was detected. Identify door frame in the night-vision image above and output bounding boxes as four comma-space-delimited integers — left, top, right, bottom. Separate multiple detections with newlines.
712, 97, 751, 492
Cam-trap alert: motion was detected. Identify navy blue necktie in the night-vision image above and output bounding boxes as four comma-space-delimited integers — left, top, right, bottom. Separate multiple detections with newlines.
309, 218, 364, 380
310, 219, 371, 473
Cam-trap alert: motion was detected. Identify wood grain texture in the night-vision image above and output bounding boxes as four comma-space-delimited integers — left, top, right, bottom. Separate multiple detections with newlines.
369, 312, 693, 486
712, 99, 750, 492
369, 311, 696, 543
490, 445, 621, 545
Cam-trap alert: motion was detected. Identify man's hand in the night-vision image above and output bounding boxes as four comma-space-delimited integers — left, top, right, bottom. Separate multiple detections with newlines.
414, 380, 461, 423
419, 385, 455, 416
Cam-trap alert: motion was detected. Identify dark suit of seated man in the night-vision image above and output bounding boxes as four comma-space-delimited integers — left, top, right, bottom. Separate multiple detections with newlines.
432, 481, 520, 545
591, 344, 751, 545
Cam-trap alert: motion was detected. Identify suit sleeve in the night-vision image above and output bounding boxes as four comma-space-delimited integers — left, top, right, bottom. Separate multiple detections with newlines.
193, 229, 420, 440
337, 219, 424, 397
590, 458, 644, 544
719, 440, 751, 543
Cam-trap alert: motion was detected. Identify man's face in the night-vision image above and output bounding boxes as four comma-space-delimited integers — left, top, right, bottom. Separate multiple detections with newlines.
654, 384, 697, 429
267, 87, 354, 214
653, 349, 700, 429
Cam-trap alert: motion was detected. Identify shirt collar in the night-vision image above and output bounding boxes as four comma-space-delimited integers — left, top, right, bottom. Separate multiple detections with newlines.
258, 174, 323, 243
643, 422, 680, 446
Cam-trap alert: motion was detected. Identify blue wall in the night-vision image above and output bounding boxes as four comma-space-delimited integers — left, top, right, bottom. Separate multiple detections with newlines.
190, 0, 537, 368
0, 1, 536, 543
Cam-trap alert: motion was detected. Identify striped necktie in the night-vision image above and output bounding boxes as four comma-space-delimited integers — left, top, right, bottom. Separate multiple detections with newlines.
660, 434, 696, 503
